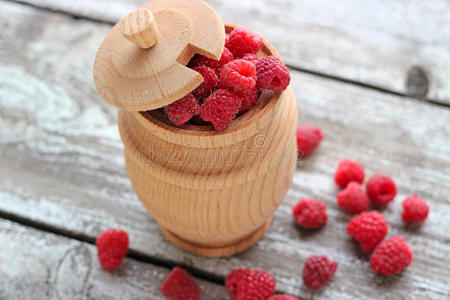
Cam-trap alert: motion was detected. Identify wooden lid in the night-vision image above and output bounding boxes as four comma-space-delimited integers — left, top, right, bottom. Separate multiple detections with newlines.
93, 0, 225, 111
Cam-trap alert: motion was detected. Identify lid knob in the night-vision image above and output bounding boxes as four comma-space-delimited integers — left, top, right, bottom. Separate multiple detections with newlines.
119, 8, 158, 49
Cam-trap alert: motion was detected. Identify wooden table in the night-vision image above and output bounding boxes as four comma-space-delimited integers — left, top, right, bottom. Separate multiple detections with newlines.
1, 0, 449, 299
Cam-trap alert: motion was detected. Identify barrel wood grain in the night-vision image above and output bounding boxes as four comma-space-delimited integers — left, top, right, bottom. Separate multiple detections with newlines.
10, 0, 450, 105
0, 219, 227, 300
1, 2, 450, 299
113, 21, 298, 256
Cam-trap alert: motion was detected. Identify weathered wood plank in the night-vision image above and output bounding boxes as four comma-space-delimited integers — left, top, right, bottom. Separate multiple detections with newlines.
1, 2, 450, 299
9, 0, 450, 104
0, 219, 227, 300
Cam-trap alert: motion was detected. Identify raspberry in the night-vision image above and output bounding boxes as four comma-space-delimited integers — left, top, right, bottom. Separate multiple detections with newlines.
292, 198, 327, 229
225, 269, 276, 300
164, 94, 200, 126
160, 267, 200, 300
192, 66, 218, 100
347, 211, 388, 253
337, 182, 370, 214
199, 89, 241, 130
268, 295, 299, 300
366, 174, 397, 206
219, 59, 257, 92
96, 229, 129, 270
302, 255, 338, 290
256, 56, 290, 92
370, 236, 413, 276
241, 53, 260, 65
334, 159, 365, 188
226, 27, 262, 58
189, 47, 234, 75
296, 125, 324, 156
236, 86, 259, 113
402, 195, 429, 223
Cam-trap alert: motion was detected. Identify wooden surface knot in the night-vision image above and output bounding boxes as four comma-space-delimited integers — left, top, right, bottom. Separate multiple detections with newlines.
55, 245, 92, 300
405, 66, 429, 99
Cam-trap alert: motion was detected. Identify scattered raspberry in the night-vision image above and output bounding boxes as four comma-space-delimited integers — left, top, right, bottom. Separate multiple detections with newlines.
256, 56, 290, 92
370, 236, 413, 276
366, 174, 397, 206
347, 211, 388, 253
296, 125, 324, 156
219, 59, 257, 92
96, 229, 129, 270
225, 269, 276, 300
268, 295, 299, 300
236, 86, 259, 113
292, 198, 328, 229
189, 47, 234, 75
302, 255, 338, 290
164, 94, 200, 126
334, 159, 365, 189
160, 267, 200, 300
241, 53, 260, 65
199, 89, 241, 130
337, 182, 370, 214
402, 195, 429, 223
226, 27, 263, 58
191, 66, 218, 100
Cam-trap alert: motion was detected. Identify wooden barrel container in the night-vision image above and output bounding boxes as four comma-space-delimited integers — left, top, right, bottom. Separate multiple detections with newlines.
94, 1, 298, 257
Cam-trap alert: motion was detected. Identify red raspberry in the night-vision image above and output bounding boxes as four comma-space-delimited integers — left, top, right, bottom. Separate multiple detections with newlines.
347, 211, 388, 253
226, 27, 263, 58
160, 267, 200, 300
164, 94, 200, 126
296, 125, 324, 156
337, 182, 370, 214
370, 236, 413, 276
219, 59, 257, 92
302, 255, 338, 290
402, 195, 429, 223
192, 66, 217, 100
199, 89, 241, 130
225, 268, 276, 300
237, 86, 259, 113
334, 159, 365, 188
96, 229, 129, 270
256, 56, 290, 92
268, 295, 299, 300
241, 53, 260, 65
189, 47, 234, 75
292, 198, 327, 229
366, 174, 397, 206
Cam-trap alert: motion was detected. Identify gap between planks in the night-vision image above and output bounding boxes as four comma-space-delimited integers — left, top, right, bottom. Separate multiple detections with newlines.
0, 212, 292, 296
0, 210, 226, 287
5, 0, 450, 109
287, 66, 450, 109
0, 218, 228, 299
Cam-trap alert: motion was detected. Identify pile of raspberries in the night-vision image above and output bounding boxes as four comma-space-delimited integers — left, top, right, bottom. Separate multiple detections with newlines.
292, 137, 429, 289
157, 27, 290, 131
